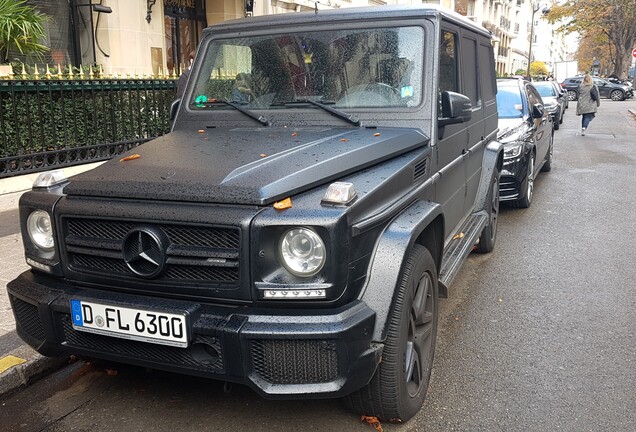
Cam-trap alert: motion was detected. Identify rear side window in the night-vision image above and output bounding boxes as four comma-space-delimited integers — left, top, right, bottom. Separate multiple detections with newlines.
439, 31, 458, 93
461, 36, 478, 106
479, 43, 496, 101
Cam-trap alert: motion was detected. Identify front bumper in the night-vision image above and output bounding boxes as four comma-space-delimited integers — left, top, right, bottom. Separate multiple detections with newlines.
499, 155, 529, 202
7, 270, 380, 399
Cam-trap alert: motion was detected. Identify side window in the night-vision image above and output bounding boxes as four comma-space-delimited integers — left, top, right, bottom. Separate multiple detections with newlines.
526, 85, 542, 107
478, 42, 496, 102
461, 36, 478, 107
439, 30, 458, 93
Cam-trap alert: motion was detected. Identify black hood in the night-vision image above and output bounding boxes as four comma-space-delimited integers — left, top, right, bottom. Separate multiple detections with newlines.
64, 127, 428, 205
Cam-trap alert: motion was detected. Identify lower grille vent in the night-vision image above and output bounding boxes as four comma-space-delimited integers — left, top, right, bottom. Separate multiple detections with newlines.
11, 296, 46, 341
251, 339, 339, 384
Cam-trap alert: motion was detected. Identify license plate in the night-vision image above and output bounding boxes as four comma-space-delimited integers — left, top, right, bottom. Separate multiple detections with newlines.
70, 300, 188, 348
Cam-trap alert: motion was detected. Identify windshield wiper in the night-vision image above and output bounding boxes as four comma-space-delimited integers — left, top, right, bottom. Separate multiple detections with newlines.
197, 99, 270, 126
280, 99, 360, 126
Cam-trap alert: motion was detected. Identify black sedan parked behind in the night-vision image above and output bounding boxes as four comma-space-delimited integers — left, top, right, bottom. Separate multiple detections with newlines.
532, 81, 566, 130
496, 79, 554, 208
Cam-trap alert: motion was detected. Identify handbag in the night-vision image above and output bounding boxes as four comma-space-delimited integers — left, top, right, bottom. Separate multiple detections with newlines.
590, 87, 599, 102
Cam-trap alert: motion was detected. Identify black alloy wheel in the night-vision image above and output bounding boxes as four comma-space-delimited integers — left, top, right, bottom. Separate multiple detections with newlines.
515, 152, 534, 208
344, 245, 439, 422
541, 132, 553, 172
568, 90, 578, 101
476, 173, 500, 253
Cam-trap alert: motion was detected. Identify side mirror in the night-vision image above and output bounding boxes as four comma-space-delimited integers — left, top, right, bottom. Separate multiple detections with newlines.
439, 91, 472, 127
170, 99, 181, 121
531, 103, 544, 118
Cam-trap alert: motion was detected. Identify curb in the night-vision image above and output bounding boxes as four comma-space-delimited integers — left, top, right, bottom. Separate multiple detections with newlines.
0, 346, 68, 398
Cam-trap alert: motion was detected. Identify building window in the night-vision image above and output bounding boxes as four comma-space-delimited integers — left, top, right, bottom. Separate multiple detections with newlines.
164, 0, 207, 74
22, 0, 74, 65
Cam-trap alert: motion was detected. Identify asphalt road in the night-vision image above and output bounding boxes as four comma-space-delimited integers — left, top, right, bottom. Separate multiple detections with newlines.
1, 98, 635, 432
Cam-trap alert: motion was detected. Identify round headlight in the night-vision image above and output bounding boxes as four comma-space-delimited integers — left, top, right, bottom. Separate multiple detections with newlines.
27, 210, 54, 251
279, 228, 326, 277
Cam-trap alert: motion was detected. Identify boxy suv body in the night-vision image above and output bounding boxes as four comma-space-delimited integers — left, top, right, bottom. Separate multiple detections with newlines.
8, 5, 502, 422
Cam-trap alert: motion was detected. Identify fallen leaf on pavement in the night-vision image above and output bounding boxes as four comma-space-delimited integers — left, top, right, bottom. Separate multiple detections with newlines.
120, 154, 141, 162
361, 416, 383, 431
105, 369, 118, 376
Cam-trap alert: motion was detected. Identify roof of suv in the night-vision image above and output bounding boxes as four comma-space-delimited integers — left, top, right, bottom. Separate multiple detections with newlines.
202, 5, 491, 37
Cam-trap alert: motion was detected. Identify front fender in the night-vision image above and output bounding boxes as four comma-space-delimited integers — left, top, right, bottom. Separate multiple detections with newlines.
358, 200, 443, 342
473, 140, 503, 212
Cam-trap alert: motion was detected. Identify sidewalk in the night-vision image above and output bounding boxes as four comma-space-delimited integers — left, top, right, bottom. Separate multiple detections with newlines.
0, 162, 103, 397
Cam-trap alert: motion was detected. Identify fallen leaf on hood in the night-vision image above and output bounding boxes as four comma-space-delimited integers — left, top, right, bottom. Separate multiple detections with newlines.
260, 153, 268, 157
340, 138, 349, 142
198, 129, 205, 134
105, 368, 119, 376
452, 232, 465, 240
273, 197, 293, 210
291, 131, 298, 137
120, 154, 141, 162
373, 132, 381, 137
361, 416, 383, 431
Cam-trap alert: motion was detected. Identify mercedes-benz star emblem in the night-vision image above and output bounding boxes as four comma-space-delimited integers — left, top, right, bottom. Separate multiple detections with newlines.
122, 226, 168, 278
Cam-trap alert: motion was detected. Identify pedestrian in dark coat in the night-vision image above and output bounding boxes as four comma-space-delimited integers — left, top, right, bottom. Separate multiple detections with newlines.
576, 74, 600, 136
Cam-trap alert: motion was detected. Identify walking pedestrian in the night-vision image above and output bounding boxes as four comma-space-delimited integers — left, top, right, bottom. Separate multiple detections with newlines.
576, 74, 600, 136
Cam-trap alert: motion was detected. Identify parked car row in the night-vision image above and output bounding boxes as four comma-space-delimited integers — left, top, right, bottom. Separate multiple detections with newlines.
561, 76, 634, 101
495, 78, 560, 208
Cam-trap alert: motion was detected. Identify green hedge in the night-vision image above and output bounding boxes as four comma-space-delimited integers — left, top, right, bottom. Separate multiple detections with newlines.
0, 79, 176, 158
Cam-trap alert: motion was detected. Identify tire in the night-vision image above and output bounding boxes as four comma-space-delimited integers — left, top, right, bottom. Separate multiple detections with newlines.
553, 117, 560, 130
610, 90, 624, 101
541, 131, 553, 172
476, 172, 499, 253
559, 110, 564, 124
514, 152, 534, 209
567, 90, 577, 101
344, 245, 439, 422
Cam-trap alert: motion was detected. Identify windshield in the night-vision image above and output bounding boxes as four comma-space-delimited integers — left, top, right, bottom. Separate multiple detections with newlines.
533, 83, 556, 97
496, 86, 524, 119
189, 27, 424, 111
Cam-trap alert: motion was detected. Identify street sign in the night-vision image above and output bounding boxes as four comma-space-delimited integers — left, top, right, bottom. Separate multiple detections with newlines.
632, 48, 636, 58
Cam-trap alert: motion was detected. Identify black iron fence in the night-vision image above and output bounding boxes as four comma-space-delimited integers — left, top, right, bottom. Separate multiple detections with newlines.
0, 77, 177, 178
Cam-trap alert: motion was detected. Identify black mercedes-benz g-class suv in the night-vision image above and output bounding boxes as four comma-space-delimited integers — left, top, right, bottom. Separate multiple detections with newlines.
8, 5, 502, 422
